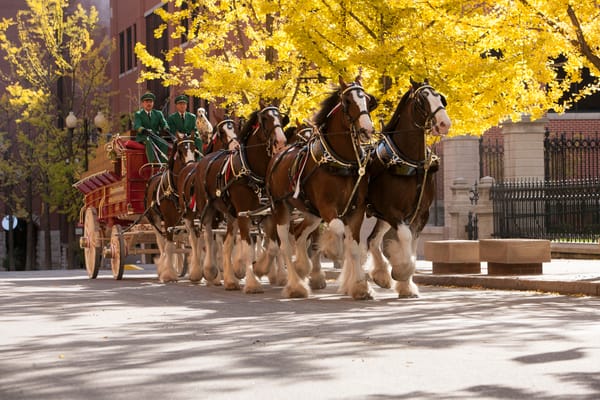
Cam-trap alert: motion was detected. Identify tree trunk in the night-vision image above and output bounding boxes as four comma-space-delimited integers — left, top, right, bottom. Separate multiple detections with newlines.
44, 200, 52, 268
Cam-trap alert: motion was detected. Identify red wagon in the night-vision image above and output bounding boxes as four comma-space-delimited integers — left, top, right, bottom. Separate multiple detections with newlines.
74, 134, 162, 279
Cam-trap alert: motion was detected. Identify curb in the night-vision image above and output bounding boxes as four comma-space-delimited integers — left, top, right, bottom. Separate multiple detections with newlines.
325, 270, 600, 297
413, 274, 600, 297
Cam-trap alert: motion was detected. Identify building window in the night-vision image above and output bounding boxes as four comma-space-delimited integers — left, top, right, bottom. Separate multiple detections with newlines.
119, 24, 137, 74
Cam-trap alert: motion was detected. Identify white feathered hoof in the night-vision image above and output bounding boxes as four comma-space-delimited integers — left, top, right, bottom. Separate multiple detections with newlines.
349, 280, 374, 300
159, 269, 179, 283
396, 279, 420, 298
282, 282, 309, 298
188, 269, 203, 283
243, 284, 264, 294
224, 279, 241, 291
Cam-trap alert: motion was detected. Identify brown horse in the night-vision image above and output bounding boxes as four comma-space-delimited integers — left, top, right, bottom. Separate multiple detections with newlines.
144, 132, 197, 282
266, 76, 377, 299
366, 79, 451, 297
193, 100, 287, 292
177, 116, 240, 283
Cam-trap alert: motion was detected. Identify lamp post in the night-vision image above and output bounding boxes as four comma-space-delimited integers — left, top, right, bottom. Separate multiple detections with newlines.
65, 111, 77, 165
93, 110, 107, 143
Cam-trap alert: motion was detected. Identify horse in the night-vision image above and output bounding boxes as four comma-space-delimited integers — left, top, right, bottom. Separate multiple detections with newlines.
365, 79, 451, 297
143, 132, 197, 282
266, 76, 377, 299
177, 116, 240, 283
193, 100, 287, 292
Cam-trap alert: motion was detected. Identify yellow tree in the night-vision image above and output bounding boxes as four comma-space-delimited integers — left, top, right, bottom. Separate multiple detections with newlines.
138, 0, 598, 135
0, 0, 110, 269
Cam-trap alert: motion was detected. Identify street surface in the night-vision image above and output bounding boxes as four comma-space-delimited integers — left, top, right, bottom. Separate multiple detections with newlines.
1, 268, 599, 400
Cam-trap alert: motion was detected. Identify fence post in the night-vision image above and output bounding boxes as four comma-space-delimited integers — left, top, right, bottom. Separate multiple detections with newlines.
501, 114, 547, 181
475, 176, 495, 239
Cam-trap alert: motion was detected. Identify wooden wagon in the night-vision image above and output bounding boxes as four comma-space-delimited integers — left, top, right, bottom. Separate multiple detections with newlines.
74, 134, 162, 279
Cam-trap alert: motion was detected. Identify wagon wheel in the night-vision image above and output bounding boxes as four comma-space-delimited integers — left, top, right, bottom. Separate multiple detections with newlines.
110, 225, 125, 280
82, 207, 102, 279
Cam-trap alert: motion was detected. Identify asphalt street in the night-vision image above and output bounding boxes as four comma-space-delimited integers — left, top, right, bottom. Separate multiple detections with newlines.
1, 268, 599, 400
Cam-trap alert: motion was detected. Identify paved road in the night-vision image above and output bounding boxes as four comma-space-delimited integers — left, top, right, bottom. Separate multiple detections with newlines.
1, 269, 599, 400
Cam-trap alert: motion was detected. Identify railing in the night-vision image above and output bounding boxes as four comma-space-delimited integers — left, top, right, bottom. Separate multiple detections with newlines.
491, 178, 600, 242
544, 129, 600, 180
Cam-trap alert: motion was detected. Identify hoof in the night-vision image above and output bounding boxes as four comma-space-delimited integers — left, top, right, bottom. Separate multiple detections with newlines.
350, 281, 374, 300
204, 265, 219, 282
188, 270, 203, 283
398, 293, 420, 299
282, 285, 309, 299
309, 274, 327, 290
244, 285, 264, 294
224, 281, 241, 291
396, 280, 420, 298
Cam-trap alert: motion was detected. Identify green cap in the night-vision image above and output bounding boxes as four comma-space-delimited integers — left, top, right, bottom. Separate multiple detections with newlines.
175, 94, 189, 104
141, 92, 156, 101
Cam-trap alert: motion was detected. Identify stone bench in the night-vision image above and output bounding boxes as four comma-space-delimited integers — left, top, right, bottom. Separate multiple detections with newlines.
479, 239, 551, 275
423, 240, 481, 274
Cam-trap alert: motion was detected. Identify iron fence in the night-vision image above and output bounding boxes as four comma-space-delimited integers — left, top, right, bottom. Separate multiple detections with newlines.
491, 178, 600, 242
544, 129, 600, 180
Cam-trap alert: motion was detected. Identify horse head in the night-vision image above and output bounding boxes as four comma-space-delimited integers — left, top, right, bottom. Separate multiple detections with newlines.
254, 99, 287, 156
408, 78, 451, 136
211, 116, 239, 152
169, 131, 197, 172
284, 118, 313, 145
338, 75, 377, 143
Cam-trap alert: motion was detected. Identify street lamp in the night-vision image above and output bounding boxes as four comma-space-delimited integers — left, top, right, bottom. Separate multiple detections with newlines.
65, 111, 77, 165
93, 111, 107, 143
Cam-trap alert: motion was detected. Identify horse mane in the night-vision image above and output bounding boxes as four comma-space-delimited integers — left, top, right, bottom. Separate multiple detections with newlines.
237, 110, 259, 141
383, 89, 412, 133
313, 89, 341, 127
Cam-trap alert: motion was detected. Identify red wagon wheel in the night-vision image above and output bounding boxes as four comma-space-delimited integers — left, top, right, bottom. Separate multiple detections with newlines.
81, 207, 102, 279
110, 225, 125, 280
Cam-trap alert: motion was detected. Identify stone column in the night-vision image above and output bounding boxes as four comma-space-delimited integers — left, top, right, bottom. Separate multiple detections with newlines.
446, 177, 472, 239
502, 114, 547, 180
441, 135, 480, 238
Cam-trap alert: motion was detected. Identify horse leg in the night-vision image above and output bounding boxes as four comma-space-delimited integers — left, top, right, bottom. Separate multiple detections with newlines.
338, 215, 373, 300
159, 240, 179, 283
253, 216, 279, 279
222, 221, 240, 290
185, 218, 203, 283
307, 224, 326, 290
278, 222, 309, 298
238, 218, 263, 294
367, 219, 392, 289
388, 224, 420, 298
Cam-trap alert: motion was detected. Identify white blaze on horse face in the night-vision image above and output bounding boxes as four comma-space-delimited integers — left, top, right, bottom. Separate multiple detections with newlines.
422, 88, 451, 136
224, 123, 239, 151
348, 89, 375, 136
273, 124, 287, 154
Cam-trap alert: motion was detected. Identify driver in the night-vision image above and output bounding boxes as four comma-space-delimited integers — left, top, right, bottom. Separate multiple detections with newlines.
133, 92, 170, 163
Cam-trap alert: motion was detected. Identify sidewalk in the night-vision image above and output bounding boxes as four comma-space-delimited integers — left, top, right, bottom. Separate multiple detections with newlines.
325, 258, 600, 297
413, 258, 600, 296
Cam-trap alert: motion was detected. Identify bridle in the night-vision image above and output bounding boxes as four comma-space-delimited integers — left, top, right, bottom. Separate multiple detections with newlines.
411, 85, 447, 134
212, 119, 237, 150
251, 105, 284, 157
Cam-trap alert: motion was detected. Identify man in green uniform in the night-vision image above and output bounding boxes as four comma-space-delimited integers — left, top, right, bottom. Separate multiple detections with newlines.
133, 92, 171, 163
167, 94, 203, 159
167, 94, 200, 153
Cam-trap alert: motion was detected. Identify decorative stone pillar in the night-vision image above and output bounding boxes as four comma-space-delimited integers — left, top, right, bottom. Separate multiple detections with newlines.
501, 114, 547, 180
441, 135, 480, 238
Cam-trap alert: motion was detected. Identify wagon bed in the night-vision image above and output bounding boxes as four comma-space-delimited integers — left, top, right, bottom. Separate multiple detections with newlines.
74, 135, 161, 279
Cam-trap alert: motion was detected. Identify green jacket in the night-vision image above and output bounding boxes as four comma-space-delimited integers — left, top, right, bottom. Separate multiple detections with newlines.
133, 109, 169, 137
167, 111, 197, 136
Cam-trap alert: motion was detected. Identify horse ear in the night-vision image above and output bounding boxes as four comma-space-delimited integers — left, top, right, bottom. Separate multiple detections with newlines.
259, 98, 266, 109
338, 75, 347, 88
355, 74, 363, 86
410, 76, 417, 87
424, 78, 430, 85
281, 113, 290, 128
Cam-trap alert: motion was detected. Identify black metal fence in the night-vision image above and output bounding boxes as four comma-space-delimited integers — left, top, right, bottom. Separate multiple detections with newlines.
491, 178, 600, 242
482, 129, 600, 241
544, 129, 600, 180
